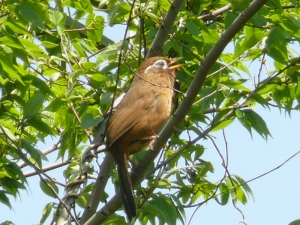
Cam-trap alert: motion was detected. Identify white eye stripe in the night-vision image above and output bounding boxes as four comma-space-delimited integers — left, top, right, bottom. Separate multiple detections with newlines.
145, 60, 168, 73
153, 60, 168, 68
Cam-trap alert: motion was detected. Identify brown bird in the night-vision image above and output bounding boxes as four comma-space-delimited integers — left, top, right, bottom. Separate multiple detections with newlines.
106, 56, 181, 221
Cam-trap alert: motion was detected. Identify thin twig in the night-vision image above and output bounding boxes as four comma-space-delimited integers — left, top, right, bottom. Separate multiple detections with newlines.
69, 102, 92, 143
188, 149, 300, 208
198, 3, 232, 20
233, 197, 248, 225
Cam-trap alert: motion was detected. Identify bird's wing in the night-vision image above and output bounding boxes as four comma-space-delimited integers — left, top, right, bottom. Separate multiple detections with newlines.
107, 89, 157, 147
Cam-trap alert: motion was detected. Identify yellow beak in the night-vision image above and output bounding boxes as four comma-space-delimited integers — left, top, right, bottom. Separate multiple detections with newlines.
168, 57, 183, 70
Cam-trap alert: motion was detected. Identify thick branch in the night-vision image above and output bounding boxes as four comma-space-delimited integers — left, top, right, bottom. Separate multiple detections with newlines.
146, 0, 184, 58
79, 153, 115, 224
58, 122, 105, 225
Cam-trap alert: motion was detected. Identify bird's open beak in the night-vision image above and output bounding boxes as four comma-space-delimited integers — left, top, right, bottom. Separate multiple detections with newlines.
168, 57, 183, 70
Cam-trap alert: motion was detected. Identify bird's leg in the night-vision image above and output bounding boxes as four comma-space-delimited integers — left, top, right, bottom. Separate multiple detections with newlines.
148, 135, 158, 150
130, 135, 158, 175
145, 119, 160, 150
137, 135, 158, 150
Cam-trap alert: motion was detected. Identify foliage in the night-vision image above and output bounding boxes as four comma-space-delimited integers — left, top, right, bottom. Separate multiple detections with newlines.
0, 0, 300, 224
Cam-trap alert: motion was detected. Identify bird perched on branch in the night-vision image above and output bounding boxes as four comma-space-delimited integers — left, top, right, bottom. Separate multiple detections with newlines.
106, 56, 182, 221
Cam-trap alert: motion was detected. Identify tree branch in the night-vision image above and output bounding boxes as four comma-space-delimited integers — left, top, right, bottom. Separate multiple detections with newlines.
79, 153, 115, 224
146, 0, 184, 58
198, 3, 232, 21
57, 123, 105, 225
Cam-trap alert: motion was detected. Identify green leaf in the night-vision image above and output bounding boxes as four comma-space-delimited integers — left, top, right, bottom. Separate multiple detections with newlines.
192, 182, 215, 203
23, 93, 45, 118
100, 92, 113, 105
1, 177, 25, 195
281, 16, 300, 40
235, 175, 254, 201
236, 109, 271, 139
185, 20, 200, 36
156, 178, 171, 189
0, 221, 14, 225
177, 186, 191, 204
211, 118, 234, 132
102, 215, 127, 225
0, 49, 25, 85
266, 26, 288, 64
48, 10, 64, 28
1, 26, 24, 49
248, 93, 269, 108
181, 144, 204, 162
21, 138, 48, 167
170, 195, 185, 223
40, 179, 59, 198
157, 0, 171, 11
27, 117, 55, 135
235, 184, 247, 204
236, 108, 252, 135
45, 97, 63, 112
3, 160, 26, 184
40, 203, 54, 224
224, 11, 238, 29
4, 19, 31, 36
18, 38, 46, 57
201, 27, 220, 44
76, 194, 88, 208
234, 27, 264, 58
41, 41, 60, 48
80, 61, 97, 70
80, 113, 103, 129
226, 177, 247, 204
0, 191, 12, 209
198, 161, 214, 176
86, 14, 104, 43
198, 87, 219, 111
89, 73, 106, 87
222, 79, 251, 92
142, 202, 166, 224
107, 2, 130, 26
15, 1, 48, 30
22, 75, 54, 96
289, 219, 300, 225
272, 84, 292, 112
219, 183, 229, 205
60, 129, 76, 158
0, 120, 20, 136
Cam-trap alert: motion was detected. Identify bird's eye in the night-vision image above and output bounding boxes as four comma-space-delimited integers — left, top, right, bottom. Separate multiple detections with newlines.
144, 59, 168, 73
154, 60, 167, 68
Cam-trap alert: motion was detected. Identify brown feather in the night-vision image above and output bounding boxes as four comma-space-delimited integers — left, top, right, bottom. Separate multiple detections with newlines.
106, 56, 180, 221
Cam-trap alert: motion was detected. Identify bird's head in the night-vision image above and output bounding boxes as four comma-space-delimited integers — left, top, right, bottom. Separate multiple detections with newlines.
138, 57, 182, 75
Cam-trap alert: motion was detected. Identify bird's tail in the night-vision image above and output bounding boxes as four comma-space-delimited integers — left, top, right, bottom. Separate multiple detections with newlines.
116, 154, 136, 221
